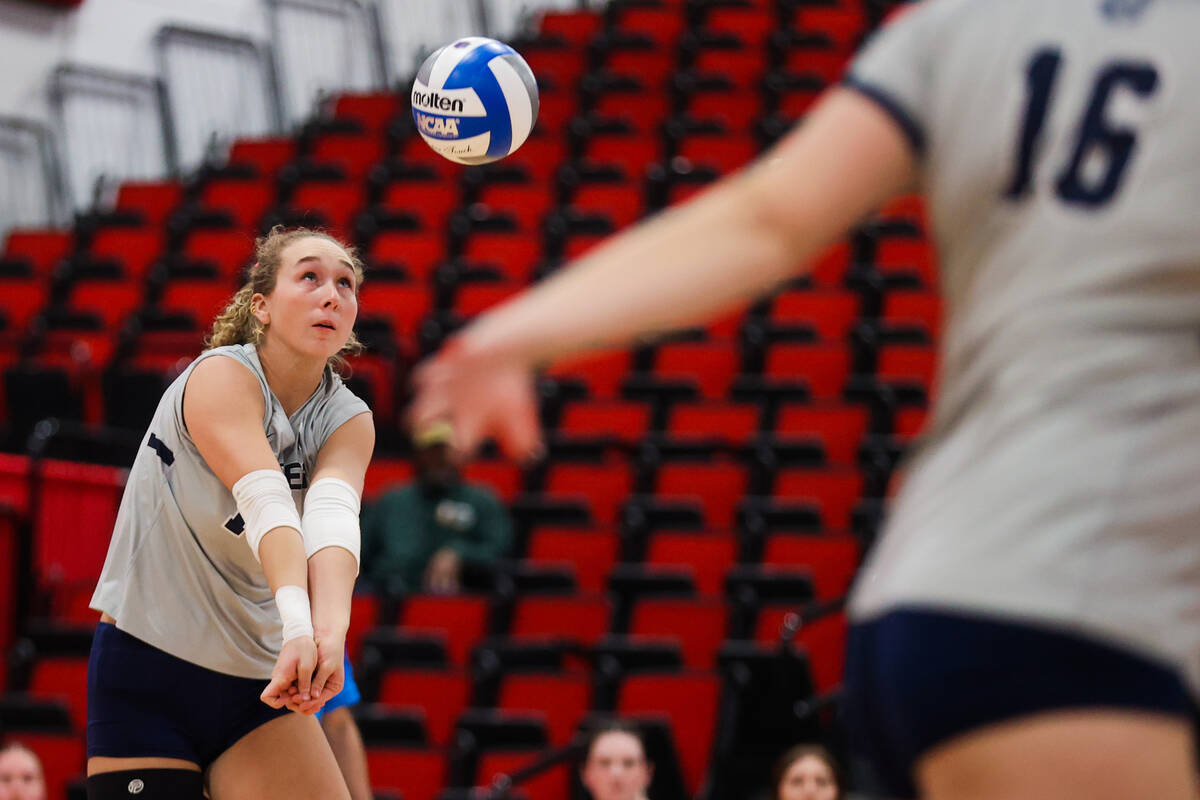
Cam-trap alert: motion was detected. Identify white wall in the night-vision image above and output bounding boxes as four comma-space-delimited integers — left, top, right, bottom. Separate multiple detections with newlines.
0, 0, 270, 126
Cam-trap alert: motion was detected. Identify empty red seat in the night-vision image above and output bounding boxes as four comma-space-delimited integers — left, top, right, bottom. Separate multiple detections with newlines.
462, 460, 523, 502
28, 657, 89, 732
0, 278, 50, 332
798, 612, 847, 692
504, 137, 568, 182
808, 241, 851, 286
346, 591, 379, 664
356, 283, 432, 341
455, 283, 522, 319
366, 746, 447, 800
524, 48, 587, 89
676, 135, 757, 174
160, 280, 235, 329
894, 406, 929, 439
509, 594, 612, 646
610, 6, 685, 44
68, 280, 143, 330
603, 48, 675, 82
311, 134, 385, 180
200, 179, 274, 229
883, 291, 942, 340
705, 6, 774, 43
334, 92, 400, 134
545, 350, 632, 399
692, 44, 767, 84
877, 345, 938, 389
875, 237, 937, 287
769, 290, 860, 340
772, 469, 862, 530
544, 462, 633, 526
183, 230, 255, 278
654, 342, 741, 399
228, 137, 297, 177
36, 459, 125, 583
115, 181, 182, 226
773, 403, 867, 465
399, 594, 491, 666
539, 9, 602, 45
877, 193, 929, 231
763, 344, 850, 401
368, 232, 445, 283
526, 528, 618, 594
377, 667, 470, 746
291, 181, 362, 239
343, 352, 397, 417
584, 136, 661, 179
629, 598, 727, 669
793, 6, 864, 50
364, 457, 415, 499
89, 229, 163, 278
645, 532, 736, 596
558, 400, 651, 444
665, 402, 759, 446
477, 184, 555, 232
571, 183, 645, 229
684, 89, 760, 132
497, 673, 591, 747
656, 462, 748, 529
762, 534, 859, 600
3, 229, 72, 276
618, 673, 719, 795
382, 180, 460, 230
476, 752, 571, 800
463, 232, 542, 283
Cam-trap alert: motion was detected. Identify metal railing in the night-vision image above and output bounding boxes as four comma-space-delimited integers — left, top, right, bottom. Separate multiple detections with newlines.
267, 0, 386, 128
0, 115, 68, 238
48, 63, 172, 211
155, 25, 283, 171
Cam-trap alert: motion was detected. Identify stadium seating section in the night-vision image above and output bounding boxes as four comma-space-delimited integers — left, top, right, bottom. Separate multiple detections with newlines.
0, 2, 927, 799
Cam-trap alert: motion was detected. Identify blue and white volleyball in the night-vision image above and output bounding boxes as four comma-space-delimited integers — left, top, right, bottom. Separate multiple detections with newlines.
411, 37, 539, 165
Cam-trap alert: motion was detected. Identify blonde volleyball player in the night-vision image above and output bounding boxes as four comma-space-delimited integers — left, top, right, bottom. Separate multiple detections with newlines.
411, 2, 1200, 798
86, 227, 374, 800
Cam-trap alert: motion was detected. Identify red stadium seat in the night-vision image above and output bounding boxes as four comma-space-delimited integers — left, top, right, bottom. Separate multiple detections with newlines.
645, 532, 737, 596
377, 667, 470, 746
368, 232, 446, 283
781, 44, 849, 85
544, 462, 633, 526
115, 181, 182, 226
769, 290, 860, 340
877, 193, 930, 232
334, 92, 401, 134
89, 228, 163, 278
763, 344, 851, 401
291, 180, 362, 239
618, 673, 719, 795
68, 280, 143, 330
883, 291, 942, 340
584, 135, 661, 179
477, 184, 555, 232
557, 400, 651, 444
28, 657, 89, 732
504, 138, 568, 182
538, 9, 602, 45
676, 134, 758, 174
363, 457, 415, 499
526, 528, 618, 594
463, 232, 543, 283
356, 283, 432, 341
629, 598, 728, 669
0, 278, 50, 332
523, 48, 587, 89
346, 591, 379, 664
381, 180, 460, 231
570, 183, 645, 228
797, 612, 848, 692
656, 462, 748, 529
2, 228, 72, 276
808, 241, 852, 286
399, 595, 491, 666
343, 352, 397, 417
792, 6, 864, 50
183, 230, 255, 278
772, 469, 863, 531
477, 752, 571, 800
603, 48, 675, 83
894, 406, 929, 439
509, 594, 612, 646
366, 746, 447, 800
653, 342, 741, 400
160, 280, 236, 330
200, 179, 274, 229
36, 459, 124, 583
609, 6, 686, 45
705, 5, 774, 43
497, 673, 591, 746
773, 403, 867, 465
877, 344, 938, 391
684, 89, 759, 133
692, 43, 767, 84
762, 534, 859, 601
875, 237, 937, 287
455, 283, 523, 320
228, 137, 297, 177
664, 402, 759, 447
545, 350, 633, 400
462, 460, 523, 502
310, 133, 385, 179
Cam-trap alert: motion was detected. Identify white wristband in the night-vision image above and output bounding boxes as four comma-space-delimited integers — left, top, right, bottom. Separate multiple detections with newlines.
275, 585, 313, 644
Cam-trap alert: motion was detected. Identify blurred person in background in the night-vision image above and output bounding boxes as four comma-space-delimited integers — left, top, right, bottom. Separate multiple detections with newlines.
0, 744, 45, 800
360, 422, 511, 596
581, 721, 653, 800
771, 745, 843, 800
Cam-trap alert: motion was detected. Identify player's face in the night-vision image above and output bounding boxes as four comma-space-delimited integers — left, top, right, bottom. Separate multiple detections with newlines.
779, 755, 837, 800
257, 237, 358, 360
581, 732, 651, 800
0, 749, 46, 800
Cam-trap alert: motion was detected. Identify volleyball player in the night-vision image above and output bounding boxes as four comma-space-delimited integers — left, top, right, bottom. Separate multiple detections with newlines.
410, 2, 1200, 798
86, 227, 374, 800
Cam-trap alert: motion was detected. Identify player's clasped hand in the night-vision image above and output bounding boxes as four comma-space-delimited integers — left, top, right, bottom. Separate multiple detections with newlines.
260, 635, 319, 712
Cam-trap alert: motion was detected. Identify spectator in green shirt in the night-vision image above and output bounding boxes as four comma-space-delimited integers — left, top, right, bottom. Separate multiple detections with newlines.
361, 422, 513, 595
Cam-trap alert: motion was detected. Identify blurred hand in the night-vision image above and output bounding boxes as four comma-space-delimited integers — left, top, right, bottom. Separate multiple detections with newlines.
424, 547, 461, 594
409, 341, 542, 463
261, 635, 317, 709
286, 633, 345, 715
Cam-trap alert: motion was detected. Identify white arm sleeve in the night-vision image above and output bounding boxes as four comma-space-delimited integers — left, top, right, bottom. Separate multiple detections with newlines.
301, 477, 362, 571
231, 469, 303, 563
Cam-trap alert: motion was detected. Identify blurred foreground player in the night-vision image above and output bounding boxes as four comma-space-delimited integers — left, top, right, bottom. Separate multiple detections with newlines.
86, 227, 374, 799
410, 2, 1200, 798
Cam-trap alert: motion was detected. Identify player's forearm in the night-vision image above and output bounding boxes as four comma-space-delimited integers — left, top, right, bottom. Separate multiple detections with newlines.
307, 547, 357, 640
258, 527, 309, 594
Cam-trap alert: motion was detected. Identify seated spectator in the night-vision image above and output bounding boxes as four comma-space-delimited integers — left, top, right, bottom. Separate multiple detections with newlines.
581, 720, 653, 800
0, 743, 45, 800
771, 744, 843, 800
361, 422, 512, 595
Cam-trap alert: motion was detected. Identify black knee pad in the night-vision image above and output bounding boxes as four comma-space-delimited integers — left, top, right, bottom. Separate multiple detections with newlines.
87, 768, 204, 799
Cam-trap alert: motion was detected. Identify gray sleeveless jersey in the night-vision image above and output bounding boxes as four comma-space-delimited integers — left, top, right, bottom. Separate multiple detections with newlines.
90, 344, 370, 678
845, 0, 1200, 696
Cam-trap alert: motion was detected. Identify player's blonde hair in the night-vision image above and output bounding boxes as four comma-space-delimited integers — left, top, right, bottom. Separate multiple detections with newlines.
206, 226, 366, 369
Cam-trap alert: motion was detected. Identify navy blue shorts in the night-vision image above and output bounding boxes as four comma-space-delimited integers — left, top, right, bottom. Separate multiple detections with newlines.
87, 623, 289, 767
843, 607, 1196, 799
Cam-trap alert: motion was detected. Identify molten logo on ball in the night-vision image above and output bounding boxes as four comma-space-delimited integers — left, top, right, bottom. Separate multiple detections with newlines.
411, 36, 539, 165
